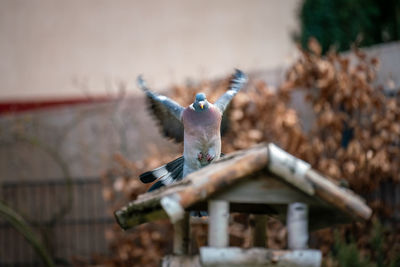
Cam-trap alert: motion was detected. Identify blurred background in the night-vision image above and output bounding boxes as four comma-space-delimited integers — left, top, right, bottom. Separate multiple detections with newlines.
0, 0, 399, 266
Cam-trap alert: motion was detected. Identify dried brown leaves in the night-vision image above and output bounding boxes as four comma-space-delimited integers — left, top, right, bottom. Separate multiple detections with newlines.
286, 44, 400, 192
98, 41, 400, 265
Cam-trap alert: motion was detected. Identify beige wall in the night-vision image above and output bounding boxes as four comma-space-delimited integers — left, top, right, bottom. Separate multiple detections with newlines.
0, 0, 300, 99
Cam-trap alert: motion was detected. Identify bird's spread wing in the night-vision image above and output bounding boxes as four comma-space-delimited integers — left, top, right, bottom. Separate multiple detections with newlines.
138, 76, 185, 142
215, 69, 248, 114
220, 106, 231, 136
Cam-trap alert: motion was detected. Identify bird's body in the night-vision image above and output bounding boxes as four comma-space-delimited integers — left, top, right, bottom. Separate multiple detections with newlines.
138, 69, 247, 191
182, 103, 222, 175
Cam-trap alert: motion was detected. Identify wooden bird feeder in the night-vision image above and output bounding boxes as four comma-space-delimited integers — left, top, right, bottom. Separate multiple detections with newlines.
115, 143, 372, 267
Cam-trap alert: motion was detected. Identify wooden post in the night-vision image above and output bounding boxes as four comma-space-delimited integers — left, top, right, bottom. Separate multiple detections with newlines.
208, 200, 229, 247
287, 202, 308, 249
253, 215, 267, 247
173, 212, 190, 255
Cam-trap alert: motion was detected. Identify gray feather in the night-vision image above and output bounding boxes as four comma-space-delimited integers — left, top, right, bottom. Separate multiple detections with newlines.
215, 69, 247, 113
138, 76, 185, 142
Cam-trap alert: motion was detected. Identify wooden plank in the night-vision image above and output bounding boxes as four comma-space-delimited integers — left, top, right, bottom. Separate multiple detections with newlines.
162, 255, 201, 267
200, 247, 321, 267
212, 177, 320, 205
114, 208, 167, 230
305, 169, 372, 220
268, 143, 314, 195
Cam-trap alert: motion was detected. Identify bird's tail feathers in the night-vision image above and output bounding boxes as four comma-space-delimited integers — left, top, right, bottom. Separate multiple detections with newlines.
139, 156, 184, 186
140, 154, 225, 192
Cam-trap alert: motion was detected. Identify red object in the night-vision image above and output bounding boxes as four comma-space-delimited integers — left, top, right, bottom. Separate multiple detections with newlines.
0, 96, 111, 115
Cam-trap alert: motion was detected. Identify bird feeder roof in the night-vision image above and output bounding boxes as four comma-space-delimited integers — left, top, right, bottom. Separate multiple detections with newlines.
115, 143, 372, 230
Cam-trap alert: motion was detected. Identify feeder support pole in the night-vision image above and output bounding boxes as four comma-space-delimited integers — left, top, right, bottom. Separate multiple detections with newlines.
173, 212, 189, 255
287, 202, 309, 249
208, 200, 229, 247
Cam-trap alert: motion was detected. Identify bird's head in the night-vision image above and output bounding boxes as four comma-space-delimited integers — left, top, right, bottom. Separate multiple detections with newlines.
193, 93, 209, 111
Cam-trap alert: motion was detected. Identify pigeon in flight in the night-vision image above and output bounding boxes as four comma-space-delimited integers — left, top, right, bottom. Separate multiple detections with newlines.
138, 69, 247, 191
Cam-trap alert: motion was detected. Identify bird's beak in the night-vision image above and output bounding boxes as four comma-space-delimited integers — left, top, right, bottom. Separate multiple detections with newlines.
200, 103, 204, 109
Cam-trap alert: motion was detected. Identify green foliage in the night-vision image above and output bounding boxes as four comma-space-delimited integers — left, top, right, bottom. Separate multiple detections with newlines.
333, 231, 373, 267
370, 220, 384, 267
331, 220, 399, 267
297, 0, 400, 53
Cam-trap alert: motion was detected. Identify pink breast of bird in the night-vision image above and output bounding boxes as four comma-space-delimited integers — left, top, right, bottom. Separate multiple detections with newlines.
182, 106, 222, 143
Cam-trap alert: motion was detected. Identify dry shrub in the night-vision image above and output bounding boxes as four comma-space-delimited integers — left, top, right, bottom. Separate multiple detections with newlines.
97, 40, 400, 266
286, 41, 400, 194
